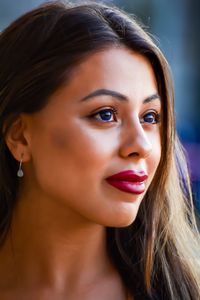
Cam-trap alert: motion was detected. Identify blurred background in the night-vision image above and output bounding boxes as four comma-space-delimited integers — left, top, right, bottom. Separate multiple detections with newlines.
0, 0, 199, 217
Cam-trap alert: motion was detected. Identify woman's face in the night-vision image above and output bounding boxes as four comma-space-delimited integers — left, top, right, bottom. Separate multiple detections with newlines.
24, 47, 161, 227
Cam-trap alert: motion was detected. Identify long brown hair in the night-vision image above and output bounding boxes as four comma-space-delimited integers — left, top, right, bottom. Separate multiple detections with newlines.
0, 1, 199, 299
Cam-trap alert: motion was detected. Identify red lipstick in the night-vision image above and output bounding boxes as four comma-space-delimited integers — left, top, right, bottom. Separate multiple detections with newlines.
106, 170, 148, 195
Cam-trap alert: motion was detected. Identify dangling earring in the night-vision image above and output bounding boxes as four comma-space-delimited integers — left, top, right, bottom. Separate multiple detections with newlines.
17, 155, 24, 178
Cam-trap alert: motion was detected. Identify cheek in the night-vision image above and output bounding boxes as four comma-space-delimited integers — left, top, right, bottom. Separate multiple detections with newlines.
148, 134, 161, 178
32, 124, 118, 187
29, 124, 121, 219
49, 123, 119, 166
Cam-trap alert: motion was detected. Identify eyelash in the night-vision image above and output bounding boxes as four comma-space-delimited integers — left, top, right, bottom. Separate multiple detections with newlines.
89, 107, 161, 125
141, 111, 161, 124
89, 107, 118, 123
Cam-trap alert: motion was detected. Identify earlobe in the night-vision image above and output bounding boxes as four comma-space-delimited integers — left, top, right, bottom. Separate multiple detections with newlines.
4, 115, 31, 162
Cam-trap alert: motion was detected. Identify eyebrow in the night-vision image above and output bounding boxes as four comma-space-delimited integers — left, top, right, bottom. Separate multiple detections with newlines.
80, 88, 161, 104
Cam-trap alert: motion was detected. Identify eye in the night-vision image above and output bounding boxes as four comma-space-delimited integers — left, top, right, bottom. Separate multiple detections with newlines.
90, 108, 118, 123
141, 111, 160, 124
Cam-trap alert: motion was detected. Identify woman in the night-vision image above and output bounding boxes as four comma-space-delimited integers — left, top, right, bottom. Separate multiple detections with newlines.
0, 1, 199, 299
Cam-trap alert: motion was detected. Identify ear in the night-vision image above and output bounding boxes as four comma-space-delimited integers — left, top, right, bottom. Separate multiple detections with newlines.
5, 114, 32, 162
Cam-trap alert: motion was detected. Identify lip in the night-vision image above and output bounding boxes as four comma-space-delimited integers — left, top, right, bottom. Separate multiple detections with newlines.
106, 170, 148, 195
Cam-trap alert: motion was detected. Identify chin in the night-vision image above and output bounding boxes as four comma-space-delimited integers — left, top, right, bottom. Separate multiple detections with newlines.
102, 212, 138, 228
113, 218, 136, 228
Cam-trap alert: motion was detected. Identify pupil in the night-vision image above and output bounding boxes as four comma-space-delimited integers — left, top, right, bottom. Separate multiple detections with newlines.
144, 114, 154, 123
100, 111, 112, 120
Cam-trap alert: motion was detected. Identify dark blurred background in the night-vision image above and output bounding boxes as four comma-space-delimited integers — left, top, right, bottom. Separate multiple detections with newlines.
0, 0, 199, 216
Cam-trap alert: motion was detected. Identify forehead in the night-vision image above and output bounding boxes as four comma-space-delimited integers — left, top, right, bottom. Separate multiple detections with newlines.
48, 46, 159, 107
72, 46, 157, 85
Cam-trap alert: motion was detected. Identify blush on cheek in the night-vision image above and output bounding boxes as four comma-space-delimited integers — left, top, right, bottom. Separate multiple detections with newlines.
50, 128, 70, 148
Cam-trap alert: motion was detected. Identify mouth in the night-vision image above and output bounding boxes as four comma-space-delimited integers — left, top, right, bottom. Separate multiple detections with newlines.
106, 170, 148, 195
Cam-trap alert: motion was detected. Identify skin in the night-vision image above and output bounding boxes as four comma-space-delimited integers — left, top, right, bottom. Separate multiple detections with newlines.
0, 47, 161, 299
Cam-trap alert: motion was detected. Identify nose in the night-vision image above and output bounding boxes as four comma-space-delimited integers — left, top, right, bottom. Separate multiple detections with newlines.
119, 118, 152, 159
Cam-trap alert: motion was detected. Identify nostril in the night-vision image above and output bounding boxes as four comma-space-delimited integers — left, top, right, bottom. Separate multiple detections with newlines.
128, 152, 139, 157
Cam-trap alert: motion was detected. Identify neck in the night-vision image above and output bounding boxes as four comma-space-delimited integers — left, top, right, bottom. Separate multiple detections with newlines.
0, 192, 114, 292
